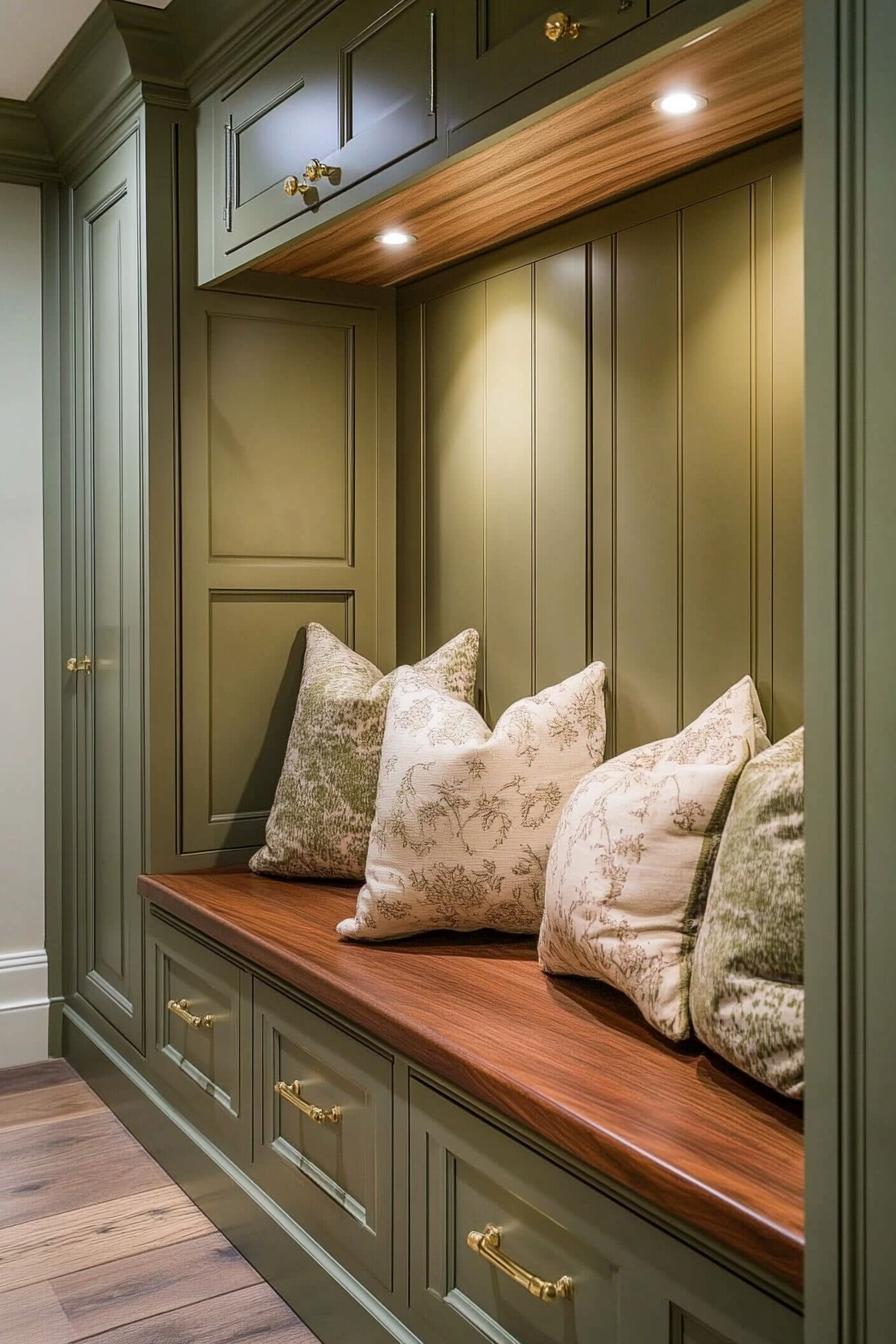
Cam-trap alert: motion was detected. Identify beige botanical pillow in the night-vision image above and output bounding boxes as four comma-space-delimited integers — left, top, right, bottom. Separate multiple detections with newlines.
250, 624, 480, 881
337, 662, 607, 941
538, 677, 769, 1040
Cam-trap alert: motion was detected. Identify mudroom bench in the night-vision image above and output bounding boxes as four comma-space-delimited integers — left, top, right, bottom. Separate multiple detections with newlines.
81, 868, 809, 1344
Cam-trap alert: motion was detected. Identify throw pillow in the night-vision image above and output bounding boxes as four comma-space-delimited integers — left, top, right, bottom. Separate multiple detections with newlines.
690, 729, 805, 1098
336, 661, 607, 941
538, 677, 769, 1040
250, 624, 480, 881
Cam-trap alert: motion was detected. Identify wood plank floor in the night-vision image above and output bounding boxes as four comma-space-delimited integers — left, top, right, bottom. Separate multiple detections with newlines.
0, 1060, 320, 1343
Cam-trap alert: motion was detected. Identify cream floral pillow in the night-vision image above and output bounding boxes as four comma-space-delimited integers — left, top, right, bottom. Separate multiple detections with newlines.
250, 624, 480, 881
538, 677, 769, 1040
337, 662, 607, 941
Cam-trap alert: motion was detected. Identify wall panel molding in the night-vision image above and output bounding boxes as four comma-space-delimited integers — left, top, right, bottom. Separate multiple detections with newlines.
178, 287, 393, 861
398, 134, 803, 743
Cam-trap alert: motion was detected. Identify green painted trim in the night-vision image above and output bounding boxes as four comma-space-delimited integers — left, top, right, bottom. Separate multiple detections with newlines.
64, 1006, 422, 1344
804, 2, 896, 1341
0, 98, 56, 183
42, 180, 64, 1038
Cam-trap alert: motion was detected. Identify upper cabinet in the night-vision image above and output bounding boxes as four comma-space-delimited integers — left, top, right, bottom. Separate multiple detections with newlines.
196, 0, 761, 283
202, 0, 442, 277
446, 1, 647, 137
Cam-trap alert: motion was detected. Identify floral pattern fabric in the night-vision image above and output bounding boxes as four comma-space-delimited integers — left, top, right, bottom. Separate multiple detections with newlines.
538, 677, 768, 1040
250, 624, 480, 881
690, 729, 805, 1098
337, 662, 607, 941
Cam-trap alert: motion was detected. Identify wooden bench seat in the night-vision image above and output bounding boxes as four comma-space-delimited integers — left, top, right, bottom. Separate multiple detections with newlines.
139, 868, 804, 1294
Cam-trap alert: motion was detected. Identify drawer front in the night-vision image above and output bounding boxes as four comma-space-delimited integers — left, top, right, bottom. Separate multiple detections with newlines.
147, 911, 248, 1160
253, 978, 394, 1294
411, 1079, 625, 1344
215, 0, 439, 261
410, 1081, 803, 1344
448, 0, 647, 135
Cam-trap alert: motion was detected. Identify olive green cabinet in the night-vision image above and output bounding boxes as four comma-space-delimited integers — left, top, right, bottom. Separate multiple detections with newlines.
409, 1080, 802, 1344
69, 131, 145, 1052
209, 0, 440, 272
446, 0, 647, 136
253, 979, 395, 1296
147, 911, 251, 1163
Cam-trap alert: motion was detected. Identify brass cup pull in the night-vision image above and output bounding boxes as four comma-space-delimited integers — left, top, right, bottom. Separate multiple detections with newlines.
466, 1225, 573, 1302
274, 1079, 341, 1126
283, 175, 310, 197
303, 158, 338, 183
167, 997, 215, 1029
66, 656, 92, 674
545, 11, 581, 40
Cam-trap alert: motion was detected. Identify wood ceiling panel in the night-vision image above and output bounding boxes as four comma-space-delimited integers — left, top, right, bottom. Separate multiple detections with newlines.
253, 0, 801, 287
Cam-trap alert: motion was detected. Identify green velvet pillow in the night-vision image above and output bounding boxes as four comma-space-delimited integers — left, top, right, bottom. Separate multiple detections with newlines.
251, 624, 480, 881
690, 729, 804, 1098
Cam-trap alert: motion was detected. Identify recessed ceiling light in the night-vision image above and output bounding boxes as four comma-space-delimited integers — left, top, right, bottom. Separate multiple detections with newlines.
652, 90, 708, 116
375, 229, 416, 246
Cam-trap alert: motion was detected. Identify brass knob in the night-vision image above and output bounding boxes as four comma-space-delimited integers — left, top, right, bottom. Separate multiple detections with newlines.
66, 656, 92, 674
545, 11, 581, 40
304, 158, 338, 182
283, 175, 308, 197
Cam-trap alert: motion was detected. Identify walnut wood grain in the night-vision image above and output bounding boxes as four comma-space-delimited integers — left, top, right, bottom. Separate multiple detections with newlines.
253, 0, 801, 287
140, 869, 805, 1293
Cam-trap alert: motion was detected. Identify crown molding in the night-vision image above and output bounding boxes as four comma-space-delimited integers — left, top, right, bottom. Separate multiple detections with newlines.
0, 98, 57, 183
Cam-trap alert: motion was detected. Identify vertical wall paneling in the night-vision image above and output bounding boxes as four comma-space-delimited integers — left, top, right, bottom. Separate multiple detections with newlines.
533, 247, 588, 692
399, 135, 803, 741
423, 285, 486, 662
769, 157, 804, 739
396, 303, 425, 665
681, 186, 754, 725
591, 236, 615, 754
612, 211, 680, 749
484, 267, 534, 719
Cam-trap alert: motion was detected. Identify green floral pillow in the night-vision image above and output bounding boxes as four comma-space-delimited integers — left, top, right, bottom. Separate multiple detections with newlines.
690, 729, 804, 1098
250, 624, 480, 881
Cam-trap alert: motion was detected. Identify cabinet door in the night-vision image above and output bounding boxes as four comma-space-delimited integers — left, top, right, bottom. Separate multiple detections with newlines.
177, 288, 390, 859
71, 133, 144, 1049
448, 0, 647, 134
216, 0, 438, 262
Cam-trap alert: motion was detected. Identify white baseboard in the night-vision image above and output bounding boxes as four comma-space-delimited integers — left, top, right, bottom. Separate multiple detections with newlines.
0, 948, 49, 1067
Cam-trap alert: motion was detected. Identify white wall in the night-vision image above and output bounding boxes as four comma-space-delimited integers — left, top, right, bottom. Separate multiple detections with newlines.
0, 180, 46, 1066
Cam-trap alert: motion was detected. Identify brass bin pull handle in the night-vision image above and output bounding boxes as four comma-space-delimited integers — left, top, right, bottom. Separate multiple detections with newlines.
167, 997, 215, 1029
466, 1225, 573, 1301
544, 11, 581, 40
274, 1079, 342, 1126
